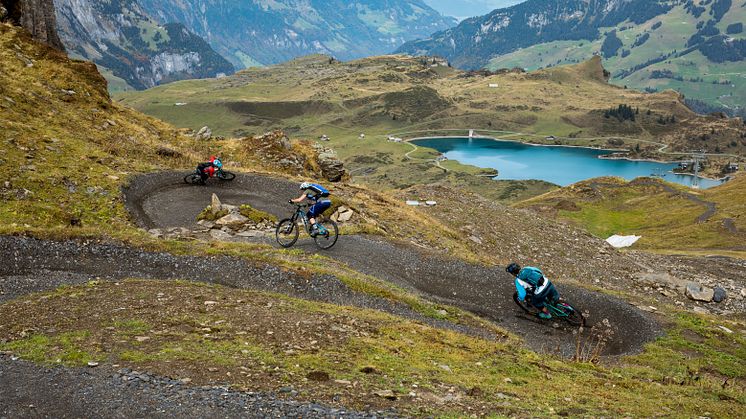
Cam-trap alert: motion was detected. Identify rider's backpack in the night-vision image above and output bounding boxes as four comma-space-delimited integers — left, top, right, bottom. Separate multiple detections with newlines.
312, 184, 330, 198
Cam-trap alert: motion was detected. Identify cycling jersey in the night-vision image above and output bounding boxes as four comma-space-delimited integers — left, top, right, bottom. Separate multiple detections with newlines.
514, 266, 551, 301
303, 183, 330, 202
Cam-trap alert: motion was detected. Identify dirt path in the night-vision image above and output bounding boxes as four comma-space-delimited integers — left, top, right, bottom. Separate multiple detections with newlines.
1, 354, 381, 418
123, 172, 662, 357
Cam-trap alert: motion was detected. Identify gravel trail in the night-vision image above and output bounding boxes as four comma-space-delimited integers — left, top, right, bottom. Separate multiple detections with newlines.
0, 355, 391, 418
124, 171, 662, 357
0, 171, 664, 417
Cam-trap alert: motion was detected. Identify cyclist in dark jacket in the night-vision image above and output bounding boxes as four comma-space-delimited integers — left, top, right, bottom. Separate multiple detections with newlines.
290, 182, 331, 236
506, 263, 560, 319
196, 156, 222, 182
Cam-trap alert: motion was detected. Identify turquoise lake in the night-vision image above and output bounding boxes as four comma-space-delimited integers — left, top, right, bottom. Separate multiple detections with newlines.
412, 137, 724, 189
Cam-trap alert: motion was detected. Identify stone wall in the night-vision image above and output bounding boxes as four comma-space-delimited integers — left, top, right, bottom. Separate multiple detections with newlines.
1, 0, 65, 51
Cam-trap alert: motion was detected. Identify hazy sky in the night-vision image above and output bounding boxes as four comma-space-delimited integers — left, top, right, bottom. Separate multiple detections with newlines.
424, 0, 525, 20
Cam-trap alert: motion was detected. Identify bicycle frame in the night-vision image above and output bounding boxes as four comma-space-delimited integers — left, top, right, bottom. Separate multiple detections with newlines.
291, 206, 312, 234
546, 302, 570, 318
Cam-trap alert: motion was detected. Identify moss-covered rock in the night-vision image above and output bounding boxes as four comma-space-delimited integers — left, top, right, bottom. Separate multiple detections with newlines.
239, 204, 277, 224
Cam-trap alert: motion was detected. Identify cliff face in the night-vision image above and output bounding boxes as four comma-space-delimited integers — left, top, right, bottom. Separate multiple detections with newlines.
1, 0, 65, 51
54, 0, 234, 90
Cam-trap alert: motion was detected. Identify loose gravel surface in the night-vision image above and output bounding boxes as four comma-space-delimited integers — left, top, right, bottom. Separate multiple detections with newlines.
123, 171, 662, 357
0, 171, 667, 417
0, 355, 392, 418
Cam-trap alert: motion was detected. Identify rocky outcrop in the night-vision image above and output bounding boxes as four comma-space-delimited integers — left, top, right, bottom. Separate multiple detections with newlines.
314, 146, 346, 183
1, 0, 65, 51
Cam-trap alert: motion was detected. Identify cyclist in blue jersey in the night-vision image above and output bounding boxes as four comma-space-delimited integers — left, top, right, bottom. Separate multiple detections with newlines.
290, 182, 332, 237
506, 263, 560, 319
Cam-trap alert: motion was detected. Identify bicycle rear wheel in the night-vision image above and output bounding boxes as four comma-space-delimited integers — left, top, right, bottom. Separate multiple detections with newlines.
184, 173, 203, 185
313, 219, 338, 250
513, 292, 540, 316
275, 218, 299, 248
555, 301, 585, 327
217, 170, 236, 181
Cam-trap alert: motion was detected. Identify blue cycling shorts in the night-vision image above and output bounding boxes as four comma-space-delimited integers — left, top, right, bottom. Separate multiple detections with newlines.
308, 200, 331, 218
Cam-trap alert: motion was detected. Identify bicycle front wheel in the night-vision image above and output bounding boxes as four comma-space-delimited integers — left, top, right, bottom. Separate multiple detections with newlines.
275, 218, 299, 248
313, 219, 338, 250
555, 301, 585, 327
217, 170, 236, 181
512, 292, 540, 316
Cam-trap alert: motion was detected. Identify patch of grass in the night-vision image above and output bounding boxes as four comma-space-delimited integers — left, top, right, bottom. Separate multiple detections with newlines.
1, 331, 97, 366
1, 279, 744, 416
112, 319, 152, 336
519, 177, 746, 253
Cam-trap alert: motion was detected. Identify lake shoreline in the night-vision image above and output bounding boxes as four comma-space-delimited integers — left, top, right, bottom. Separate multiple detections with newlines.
409, 136, 726, 188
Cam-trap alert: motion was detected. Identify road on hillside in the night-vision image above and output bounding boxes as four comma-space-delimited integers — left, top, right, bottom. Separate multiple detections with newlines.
123, 172, 662, 357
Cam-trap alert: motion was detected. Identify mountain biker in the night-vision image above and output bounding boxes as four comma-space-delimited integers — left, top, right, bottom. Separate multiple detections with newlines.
506, 263, 560, 319
290, 182, 331, 236
196, 156, 222, 182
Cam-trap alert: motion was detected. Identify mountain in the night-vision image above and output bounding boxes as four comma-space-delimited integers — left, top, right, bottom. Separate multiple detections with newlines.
397, 0, 746, 111
55, 0, 234, 91
135, 0, 457, 68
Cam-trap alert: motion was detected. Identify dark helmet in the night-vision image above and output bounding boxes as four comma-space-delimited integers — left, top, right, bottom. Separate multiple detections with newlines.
506, 263, 521, 276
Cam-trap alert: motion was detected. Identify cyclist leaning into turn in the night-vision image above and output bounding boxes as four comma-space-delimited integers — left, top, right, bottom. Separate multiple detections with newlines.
289, 182, 332, 237
506, 263, 560, 319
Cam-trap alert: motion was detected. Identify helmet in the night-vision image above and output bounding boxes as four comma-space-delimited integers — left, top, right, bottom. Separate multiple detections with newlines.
213, 158, 223, 168
300, 181, 311, 190
506, 263, 521, 276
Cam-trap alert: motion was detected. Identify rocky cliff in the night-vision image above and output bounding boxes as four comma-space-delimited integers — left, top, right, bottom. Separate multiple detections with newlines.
136, 0, 457, 68
0, 0, 64, 51
55, 0, 234, 90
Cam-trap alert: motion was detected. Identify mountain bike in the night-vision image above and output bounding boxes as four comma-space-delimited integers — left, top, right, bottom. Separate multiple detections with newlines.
513, 292, 585, 327
183, 168, 236, 184
275, 203, 339, 250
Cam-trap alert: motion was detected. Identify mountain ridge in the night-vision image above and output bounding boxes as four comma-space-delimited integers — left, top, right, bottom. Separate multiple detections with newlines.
137, 0, 457, 68
397, 0, 746, 110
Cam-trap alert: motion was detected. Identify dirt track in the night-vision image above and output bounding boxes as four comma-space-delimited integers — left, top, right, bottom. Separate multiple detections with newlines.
122, 171, 662, 357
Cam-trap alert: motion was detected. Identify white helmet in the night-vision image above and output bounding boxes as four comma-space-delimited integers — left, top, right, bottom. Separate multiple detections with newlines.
300, 181, 311, 190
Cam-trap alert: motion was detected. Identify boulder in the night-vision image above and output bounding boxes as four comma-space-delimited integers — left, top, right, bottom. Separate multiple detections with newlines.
712, 287, 727, 303
195, 126, 212, 141
211, 194, 222, 214
209, 229, 233, 241
215, 213, 249, 227
197, 219, 215, 229
337, 210, 354, 223
685, 283, 715, 302
317, 151, 345, 182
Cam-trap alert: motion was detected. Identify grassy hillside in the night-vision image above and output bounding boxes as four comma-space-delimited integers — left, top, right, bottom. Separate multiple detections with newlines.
517, 175, 746, 256
487, 1, 746, 112
117, 54, 746, 191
